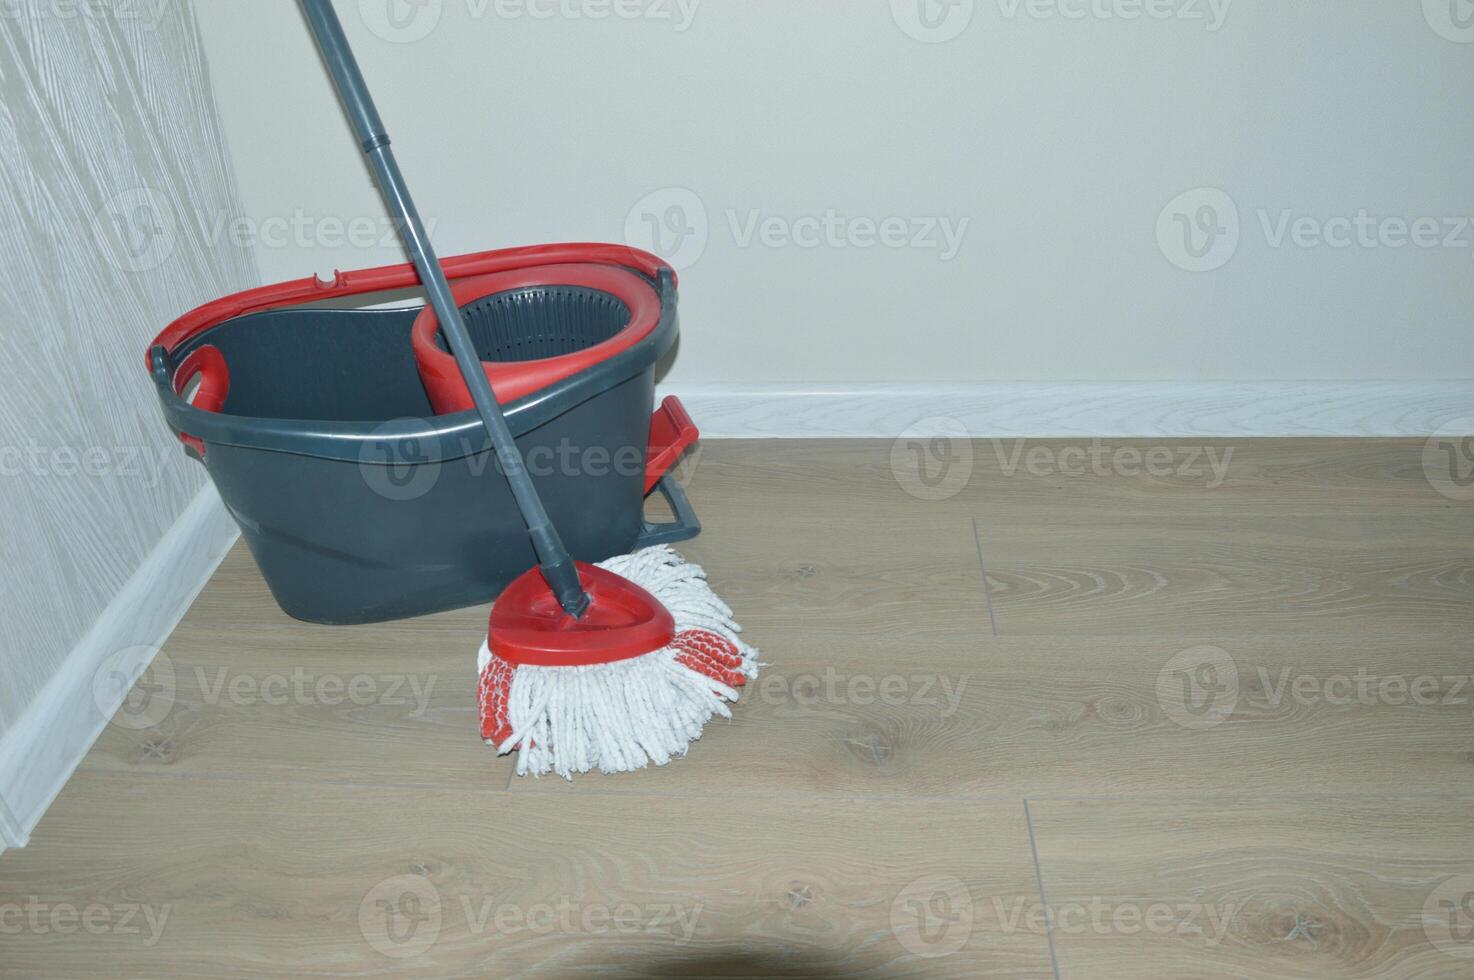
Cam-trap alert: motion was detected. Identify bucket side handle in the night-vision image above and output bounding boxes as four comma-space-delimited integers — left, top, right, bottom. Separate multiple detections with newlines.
149, 344, 230, 458
635, 396, 703, 549
635, 473, 702, 550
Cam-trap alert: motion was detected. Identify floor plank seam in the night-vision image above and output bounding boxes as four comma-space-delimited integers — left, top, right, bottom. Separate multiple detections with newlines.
69, 767, 518, 795
1022, 799, 1063, 980
971, 516, 1000, 638
66, 768, 1474, 806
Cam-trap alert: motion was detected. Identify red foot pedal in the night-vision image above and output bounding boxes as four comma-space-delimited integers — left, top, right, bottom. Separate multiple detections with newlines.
645, 395, 699, 493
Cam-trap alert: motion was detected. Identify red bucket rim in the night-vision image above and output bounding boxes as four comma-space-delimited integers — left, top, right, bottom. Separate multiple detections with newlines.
411, 262, 662, 413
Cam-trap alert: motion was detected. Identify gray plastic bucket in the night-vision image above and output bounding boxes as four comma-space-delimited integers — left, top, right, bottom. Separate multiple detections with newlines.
146, 251, 697, 625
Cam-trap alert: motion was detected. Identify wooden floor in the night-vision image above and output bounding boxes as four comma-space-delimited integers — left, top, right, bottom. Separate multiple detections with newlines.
2, 439, 1472, 978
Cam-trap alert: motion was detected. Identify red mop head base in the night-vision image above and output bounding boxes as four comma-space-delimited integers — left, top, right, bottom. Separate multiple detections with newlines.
478, 547, 760, 778
489, 563, 676, 668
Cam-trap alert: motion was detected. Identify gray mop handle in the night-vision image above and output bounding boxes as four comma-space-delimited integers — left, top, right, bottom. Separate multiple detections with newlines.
297, 0, 590, 618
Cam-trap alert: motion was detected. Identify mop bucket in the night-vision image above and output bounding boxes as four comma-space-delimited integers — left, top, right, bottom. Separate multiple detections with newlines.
146, 243, 701, 625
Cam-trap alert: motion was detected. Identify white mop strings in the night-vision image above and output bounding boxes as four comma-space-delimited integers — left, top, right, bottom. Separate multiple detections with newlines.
479, 546, 759, 779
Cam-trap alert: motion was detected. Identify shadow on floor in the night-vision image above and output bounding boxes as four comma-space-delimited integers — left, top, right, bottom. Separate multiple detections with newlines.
609, 945, 915, 979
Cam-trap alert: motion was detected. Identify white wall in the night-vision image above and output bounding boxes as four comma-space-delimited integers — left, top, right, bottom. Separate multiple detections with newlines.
194, 0, 1473, 387
0, 1, 257, 843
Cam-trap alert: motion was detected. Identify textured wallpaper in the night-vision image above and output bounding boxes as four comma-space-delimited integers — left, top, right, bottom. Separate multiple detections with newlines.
0, 2, 257, 732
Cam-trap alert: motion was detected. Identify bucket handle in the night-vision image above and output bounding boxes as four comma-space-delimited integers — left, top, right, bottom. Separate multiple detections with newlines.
140, 264, 677, 465
635, 396, 702, 548
635, 472, 702, 549
171, 345, 229, 456
149, 243, 673, 366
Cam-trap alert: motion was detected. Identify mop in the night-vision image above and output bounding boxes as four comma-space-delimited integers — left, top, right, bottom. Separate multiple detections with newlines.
299, 0, 758, 778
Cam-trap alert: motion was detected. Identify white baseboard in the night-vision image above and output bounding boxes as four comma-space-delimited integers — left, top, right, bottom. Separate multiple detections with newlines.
0, 485, 238, 851
661, 381, 1474, 439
